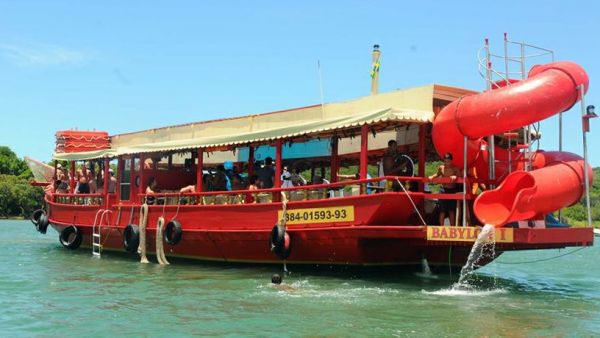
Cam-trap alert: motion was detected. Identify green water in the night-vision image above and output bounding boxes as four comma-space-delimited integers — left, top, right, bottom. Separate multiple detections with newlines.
2, 220, 599, 337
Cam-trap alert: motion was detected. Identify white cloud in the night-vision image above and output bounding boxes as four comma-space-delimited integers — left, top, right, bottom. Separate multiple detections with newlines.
0, 42, 90, 66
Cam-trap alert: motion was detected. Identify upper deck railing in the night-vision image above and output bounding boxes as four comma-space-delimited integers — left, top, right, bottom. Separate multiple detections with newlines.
48, 175, 472, 208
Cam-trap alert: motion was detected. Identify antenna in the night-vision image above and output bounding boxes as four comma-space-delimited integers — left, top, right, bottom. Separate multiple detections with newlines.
317, 60, 325, 119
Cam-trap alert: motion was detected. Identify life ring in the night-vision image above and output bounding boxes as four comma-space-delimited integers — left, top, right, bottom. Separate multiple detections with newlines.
395, 154, 415, 177
269, 224, 291, 259
123, 224, 140, 253
59, 226, 82, 249
164, 220, 183, 245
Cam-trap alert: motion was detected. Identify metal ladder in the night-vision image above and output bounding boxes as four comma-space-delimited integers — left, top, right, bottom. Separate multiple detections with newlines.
92, 209, 104, 257
477, 34, 555, 176
92, 209, 111, 257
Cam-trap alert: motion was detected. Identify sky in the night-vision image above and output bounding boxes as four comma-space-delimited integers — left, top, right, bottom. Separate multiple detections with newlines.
0, 1, 598, 166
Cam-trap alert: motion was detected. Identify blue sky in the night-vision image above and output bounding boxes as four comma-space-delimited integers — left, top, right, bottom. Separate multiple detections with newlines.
1, 1, 598, 166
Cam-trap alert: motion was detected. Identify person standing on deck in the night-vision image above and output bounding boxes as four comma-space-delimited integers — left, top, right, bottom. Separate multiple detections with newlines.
280, 166, 294, 188
428, 153, 461, 226
382, 140, 407, 191
257, 157, 275, 189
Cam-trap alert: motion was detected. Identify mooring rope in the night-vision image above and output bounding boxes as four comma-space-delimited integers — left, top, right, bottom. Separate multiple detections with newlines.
278, 192, 289, 273
156, 216, 170, 265
494, 247, 587, 265
278, 192, 288, 230
171, 193, 182, 221
128, 205, 135, 225
138, 203, 149, 264
395, 178, 427, 226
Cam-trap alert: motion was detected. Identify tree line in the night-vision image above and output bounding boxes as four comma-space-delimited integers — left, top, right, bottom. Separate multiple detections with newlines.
0, 146, 43, 218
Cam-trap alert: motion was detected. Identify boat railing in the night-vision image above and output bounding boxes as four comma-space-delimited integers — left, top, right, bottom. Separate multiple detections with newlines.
47, 176, 475, 207
135, 176, 473, 206
52, 193, 105, 206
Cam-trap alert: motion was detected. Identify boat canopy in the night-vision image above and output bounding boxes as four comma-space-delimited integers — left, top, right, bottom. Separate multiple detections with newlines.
53, 85, 447, 161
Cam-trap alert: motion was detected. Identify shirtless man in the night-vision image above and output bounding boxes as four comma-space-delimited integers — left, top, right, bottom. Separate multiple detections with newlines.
382, 140, 406, 176
382, 140, 408, 191
428, 153, 461, 226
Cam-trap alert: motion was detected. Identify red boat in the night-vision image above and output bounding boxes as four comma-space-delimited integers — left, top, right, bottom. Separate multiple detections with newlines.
31, 42, 595, 272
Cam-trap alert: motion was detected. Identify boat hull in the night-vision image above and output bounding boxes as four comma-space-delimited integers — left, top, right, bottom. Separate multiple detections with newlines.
45, 193, 594, 270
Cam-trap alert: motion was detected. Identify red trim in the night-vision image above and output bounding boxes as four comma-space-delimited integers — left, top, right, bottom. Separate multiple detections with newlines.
70, 161, 76, 192
275, 139, 282, 189
330, 137, 339, 183
360, 125, 368, 180
196, 148, 203, 193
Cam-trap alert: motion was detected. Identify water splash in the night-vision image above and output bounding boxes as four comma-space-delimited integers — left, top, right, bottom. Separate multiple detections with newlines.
422, 287, 506, 297
454, 224, 496, 289
414, 257, 439, 279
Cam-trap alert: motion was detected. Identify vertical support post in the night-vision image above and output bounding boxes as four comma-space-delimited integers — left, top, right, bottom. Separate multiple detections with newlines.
247, 145, 254, 179
418, 124, 426, 192
103, 158, 109, 193
330, 137, 339, 183
360, 124, 369, 180
580, 85, 592, 228
275, 139, 283, 188
462, 136, 468, 227
103, 157, 110, 208
53, 160, 58, 180
116, 157, 123, 202
196, 148, 203, 193
138, 153, 145, 203
484, 38, 496, 188
503, 33, 510, 83
130, 156, 135, 202
70, 161, 76, 193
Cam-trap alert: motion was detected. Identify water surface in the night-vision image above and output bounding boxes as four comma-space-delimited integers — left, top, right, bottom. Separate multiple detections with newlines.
1, 220, 598, 337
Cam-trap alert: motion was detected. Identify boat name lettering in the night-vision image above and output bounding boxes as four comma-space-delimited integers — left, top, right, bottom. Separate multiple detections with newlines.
278, 206, 354, 224
426, 226, 513, 243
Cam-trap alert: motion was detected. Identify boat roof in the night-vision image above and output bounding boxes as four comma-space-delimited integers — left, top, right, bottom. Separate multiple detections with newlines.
53, 84, 475, 161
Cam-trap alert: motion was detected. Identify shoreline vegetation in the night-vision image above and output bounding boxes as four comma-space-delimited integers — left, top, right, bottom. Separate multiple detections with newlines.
0, 146, 44, 219
1, 145, 598, 226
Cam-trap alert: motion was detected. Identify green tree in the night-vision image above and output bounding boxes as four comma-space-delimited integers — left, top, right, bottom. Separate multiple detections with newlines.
0, 146, 31, 178
0, 146, 44, 218
560, 167, 599, 225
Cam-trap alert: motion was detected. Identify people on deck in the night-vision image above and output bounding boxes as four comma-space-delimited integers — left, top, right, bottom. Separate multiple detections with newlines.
95, 172, 104, 194
108, 169, 117, 193
428, 153, 461, 226
213, 165, 230, 191
281, 166, 294, 188
290, 168, 307, 186
76, 175, 91, 194
382, 140, 409, 192
257, 157, 275, 188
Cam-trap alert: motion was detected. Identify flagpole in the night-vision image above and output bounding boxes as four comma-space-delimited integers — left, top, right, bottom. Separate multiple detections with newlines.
371, 44, 380, 95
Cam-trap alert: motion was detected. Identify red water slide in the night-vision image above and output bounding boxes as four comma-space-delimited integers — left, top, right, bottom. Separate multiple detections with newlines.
432, 61, 592, 226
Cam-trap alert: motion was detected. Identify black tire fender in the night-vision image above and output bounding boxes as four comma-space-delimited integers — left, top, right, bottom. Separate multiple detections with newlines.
37, 213, 49, 234
164, 219, 183, 245
31, 209, 44, 226
59, 226, 82, 249
123, 224, 140, 253
269, 224, 291, 259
